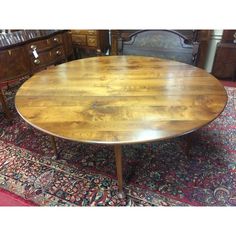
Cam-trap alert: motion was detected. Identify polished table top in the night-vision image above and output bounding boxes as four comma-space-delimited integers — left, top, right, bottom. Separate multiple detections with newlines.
15, 56, 228, 144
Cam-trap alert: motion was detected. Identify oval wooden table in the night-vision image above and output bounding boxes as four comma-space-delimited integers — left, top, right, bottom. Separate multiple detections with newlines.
15, 56, 228, 196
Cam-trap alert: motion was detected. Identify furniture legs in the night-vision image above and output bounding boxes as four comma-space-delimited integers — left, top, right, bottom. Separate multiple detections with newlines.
114, 144, 125, 198
180, 133, 194, 157
1, 87, 58, 159
50, 135, 58, 159
0, 88, 11, 120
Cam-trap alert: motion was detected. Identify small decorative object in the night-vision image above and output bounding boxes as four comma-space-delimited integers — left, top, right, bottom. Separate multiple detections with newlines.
234, 32, 236, 43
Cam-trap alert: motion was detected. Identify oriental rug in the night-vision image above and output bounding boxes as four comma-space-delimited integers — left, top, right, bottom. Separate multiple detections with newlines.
0, 81, 235, 206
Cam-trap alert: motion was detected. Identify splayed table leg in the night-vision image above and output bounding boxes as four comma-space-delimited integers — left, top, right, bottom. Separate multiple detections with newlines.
0, 88, 11, 120
50, 135, 58, 159
114, 144, 125, 198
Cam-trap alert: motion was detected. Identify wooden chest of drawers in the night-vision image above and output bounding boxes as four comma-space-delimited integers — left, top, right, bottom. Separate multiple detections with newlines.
0, 30, 73, 119
30, 46, 65, 72
0, 45, 30, 83
0, 30, 73, 81
212, 43, 236, 81
70, 30, 109, 57
212, 30, 236, 81
28, 33, 67, 72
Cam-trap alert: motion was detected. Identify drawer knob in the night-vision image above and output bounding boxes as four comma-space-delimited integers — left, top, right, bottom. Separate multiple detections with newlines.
34, 59, 40, 65
53, 37, 59, 42
56, 50, 62, 56
30, 44, 37, 50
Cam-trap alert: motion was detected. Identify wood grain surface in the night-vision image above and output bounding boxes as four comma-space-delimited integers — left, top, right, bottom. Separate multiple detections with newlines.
15, 56, 228, 144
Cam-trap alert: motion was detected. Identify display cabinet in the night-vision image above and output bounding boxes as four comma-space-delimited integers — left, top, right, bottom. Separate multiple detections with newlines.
70, 30, 110, 58
212, 30, 236, 81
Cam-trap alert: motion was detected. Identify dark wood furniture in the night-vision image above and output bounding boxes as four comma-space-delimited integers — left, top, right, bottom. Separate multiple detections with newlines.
0, 30, 73, 118
111, 30, 198, 54
195, 30, 212, 68
15, 56, 227, 195
111, 30, 211, 68
114, 30, 199, 65
70, 30, 109, 58
27, 31, 72, 73
212, 30, 236, 81
221, 30, 236, 43
0, 44, 30, 86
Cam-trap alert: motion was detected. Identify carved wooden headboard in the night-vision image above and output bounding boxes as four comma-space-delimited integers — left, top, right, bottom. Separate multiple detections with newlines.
118, 30, 199, 65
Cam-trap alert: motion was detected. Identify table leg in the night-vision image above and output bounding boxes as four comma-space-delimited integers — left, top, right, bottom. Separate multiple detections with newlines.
0, 88, 11, 120
180, 133, 194, 157
114, 144, 125, 198
50, 135, 58, 159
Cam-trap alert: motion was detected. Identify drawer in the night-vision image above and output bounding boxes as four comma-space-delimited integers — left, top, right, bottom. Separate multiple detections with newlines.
87, 30, 97, 35
51, 46, 65, 60
50, 34, 63, 46
28, 38, 51, 52
72, 35, 86, 46
72, 30, 97, 35
30, 51, 52, 71
30, 46, 65, 72
87, 36, 97, 47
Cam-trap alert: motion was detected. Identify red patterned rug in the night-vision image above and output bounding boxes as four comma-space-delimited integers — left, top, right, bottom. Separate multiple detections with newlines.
0, 81, 236, 206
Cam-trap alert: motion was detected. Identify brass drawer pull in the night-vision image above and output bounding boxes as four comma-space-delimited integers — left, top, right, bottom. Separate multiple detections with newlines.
30, 44, 37, 50
88, 30, 96, 34
53, 37, 59, 43
88, 38, 95, 42
34, 59, 40, 65
56, 50, 62, 56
